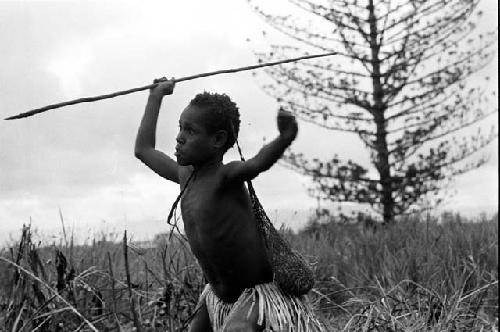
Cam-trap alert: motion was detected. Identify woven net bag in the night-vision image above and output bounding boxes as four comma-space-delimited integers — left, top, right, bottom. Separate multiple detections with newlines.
233, 135, 314, 296
246, 180, 315, 296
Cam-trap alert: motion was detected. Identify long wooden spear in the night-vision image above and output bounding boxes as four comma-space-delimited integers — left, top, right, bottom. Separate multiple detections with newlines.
5, 51, 337, 120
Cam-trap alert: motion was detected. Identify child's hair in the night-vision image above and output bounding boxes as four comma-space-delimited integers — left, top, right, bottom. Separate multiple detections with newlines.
189, 92, 240, 152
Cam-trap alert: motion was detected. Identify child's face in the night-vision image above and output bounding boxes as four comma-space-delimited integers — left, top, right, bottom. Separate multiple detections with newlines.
175, 105, 219, 166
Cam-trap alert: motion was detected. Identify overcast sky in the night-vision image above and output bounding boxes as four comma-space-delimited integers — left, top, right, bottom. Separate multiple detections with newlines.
0, 0, 498, 245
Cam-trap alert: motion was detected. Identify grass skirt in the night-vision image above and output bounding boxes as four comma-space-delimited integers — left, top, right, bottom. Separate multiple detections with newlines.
199, 282, 325, 331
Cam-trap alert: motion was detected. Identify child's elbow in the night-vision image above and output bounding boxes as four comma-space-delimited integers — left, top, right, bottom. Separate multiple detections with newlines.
134, 141, 149, 159
134, 148, 144, 160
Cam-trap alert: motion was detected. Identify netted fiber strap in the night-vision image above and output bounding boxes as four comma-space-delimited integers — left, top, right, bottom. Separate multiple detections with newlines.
166, 170, 196, 241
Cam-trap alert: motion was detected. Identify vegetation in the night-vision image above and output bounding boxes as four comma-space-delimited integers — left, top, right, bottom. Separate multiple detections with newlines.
249, 0, 498, 223
0, 212, 497, 331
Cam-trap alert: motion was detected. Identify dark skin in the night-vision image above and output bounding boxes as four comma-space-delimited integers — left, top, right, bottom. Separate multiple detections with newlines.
135, 79, 298, 331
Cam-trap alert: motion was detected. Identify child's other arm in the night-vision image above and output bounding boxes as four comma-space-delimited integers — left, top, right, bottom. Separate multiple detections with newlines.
222, 108, 298, 184
134, 78, 180, 183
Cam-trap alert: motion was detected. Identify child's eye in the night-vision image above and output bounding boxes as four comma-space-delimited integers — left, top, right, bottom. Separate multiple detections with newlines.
179, 123, 195, 135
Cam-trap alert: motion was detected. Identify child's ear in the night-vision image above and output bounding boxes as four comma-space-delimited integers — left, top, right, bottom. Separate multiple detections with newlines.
213, 130, 228, 149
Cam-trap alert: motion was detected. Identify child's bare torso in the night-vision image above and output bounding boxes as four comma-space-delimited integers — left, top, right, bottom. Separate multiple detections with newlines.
179, 166, 273, 303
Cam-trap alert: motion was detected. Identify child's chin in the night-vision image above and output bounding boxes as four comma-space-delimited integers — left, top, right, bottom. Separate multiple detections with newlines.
176, 158, 190, 166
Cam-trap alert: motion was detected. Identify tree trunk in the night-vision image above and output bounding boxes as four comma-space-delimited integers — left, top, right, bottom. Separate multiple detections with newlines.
368, 0, 395, 224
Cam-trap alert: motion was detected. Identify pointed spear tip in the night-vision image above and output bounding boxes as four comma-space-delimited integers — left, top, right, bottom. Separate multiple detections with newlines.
5, 111, 33, 120
4, 114, 22, 120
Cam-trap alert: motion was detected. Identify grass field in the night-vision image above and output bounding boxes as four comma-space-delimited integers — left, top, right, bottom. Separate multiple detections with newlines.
0, 212, 497, 331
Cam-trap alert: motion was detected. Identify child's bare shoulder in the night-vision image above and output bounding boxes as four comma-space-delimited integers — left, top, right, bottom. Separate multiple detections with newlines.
220, 160, 246, 176
223, 160, 245, 170
218, 160, 256, 187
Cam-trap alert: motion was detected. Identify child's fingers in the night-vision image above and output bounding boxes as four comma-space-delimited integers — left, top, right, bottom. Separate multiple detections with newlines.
150, 77, 175, 95
278, 107, 295, 118
153, 77, 166, 84
153, 77, 177, 84
152, 78, 175, 88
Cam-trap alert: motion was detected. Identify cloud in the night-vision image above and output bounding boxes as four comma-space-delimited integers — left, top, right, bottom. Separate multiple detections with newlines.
0, 0, 497, 245
0, 1, 268, 239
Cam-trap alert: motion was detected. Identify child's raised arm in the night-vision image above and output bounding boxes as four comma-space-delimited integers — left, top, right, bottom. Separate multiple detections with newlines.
134, 78, 180, 183
222, 108, 298, 184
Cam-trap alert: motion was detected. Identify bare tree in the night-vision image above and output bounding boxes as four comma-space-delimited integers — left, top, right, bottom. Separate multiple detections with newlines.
249, 0, 498, 224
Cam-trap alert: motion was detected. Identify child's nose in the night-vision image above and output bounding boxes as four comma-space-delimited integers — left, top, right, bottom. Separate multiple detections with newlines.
176, 132, 185, 144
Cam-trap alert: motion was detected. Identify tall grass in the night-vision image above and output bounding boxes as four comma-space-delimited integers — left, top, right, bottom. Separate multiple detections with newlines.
0, 227, 203, 331
289, 213, 498, 330
0, 212, 497, 331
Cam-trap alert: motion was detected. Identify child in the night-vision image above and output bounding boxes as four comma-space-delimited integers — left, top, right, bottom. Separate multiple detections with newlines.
135, 78, 324, 331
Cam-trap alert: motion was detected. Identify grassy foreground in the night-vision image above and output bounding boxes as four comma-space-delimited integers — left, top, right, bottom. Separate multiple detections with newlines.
0, 213, 497, 331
